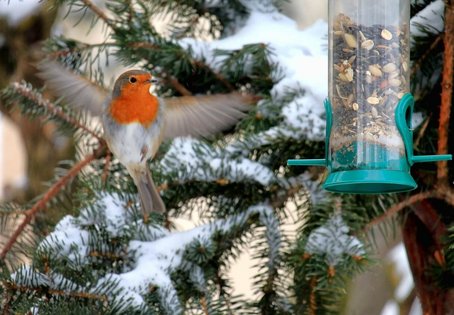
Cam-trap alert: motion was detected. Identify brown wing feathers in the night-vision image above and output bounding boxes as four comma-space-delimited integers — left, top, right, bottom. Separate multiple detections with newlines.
162, 93, 256, 139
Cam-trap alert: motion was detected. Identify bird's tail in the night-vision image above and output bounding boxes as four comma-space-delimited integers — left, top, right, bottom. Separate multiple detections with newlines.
130, 166, 166, 215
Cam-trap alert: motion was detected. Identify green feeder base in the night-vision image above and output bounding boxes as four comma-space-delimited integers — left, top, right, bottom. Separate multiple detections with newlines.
323, 169, 417, 194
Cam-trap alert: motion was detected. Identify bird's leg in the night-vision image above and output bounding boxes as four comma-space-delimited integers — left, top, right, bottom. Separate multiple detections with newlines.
140, 145, 148, 162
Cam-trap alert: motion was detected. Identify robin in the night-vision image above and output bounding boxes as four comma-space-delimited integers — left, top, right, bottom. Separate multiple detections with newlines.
37, 61, 256, 215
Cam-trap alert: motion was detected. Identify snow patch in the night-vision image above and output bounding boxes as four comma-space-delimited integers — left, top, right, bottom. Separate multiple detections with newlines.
0, 0, 42, 26
161, 137, 276, 185
410, 0, 444, 42
94, 202, 274, 310
38, 215, 90, 264
31, 192, 275, 312
11, 265, 50, 287
381, 300, 399, 315
179, 9, 328, 141
387, 243, 414, 301
180, 10, 327, 100
282, 93, 326, 141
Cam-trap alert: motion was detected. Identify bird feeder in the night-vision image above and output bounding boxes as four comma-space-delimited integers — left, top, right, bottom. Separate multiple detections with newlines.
288, 0, 451, 193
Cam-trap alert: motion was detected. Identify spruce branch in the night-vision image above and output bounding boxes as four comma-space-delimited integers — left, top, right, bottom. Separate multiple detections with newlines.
123, 42, 193, 95
0, 145, 106, 261
7, 82, 102, 141
437, 0, 454, 185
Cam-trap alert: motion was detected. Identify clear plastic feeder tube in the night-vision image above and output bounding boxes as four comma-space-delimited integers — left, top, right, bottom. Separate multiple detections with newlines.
328, 0, 410, 172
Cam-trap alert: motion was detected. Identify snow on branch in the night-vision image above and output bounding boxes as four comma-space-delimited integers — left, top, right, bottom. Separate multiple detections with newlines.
305, 214, 365, 266
15, 193, 278, 313
410, 0, 445, 41
160, 137, 276, 186
179, 6, 328, 142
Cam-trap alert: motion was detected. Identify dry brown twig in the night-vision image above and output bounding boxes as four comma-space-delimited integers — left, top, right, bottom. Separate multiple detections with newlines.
363, 190, 436, 232
437, 0, 454, 186
3, 281, 108, 303
80, 0, 114, 29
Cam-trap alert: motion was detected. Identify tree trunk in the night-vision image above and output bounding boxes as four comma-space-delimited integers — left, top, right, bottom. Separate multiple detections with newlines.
402, 200, 454, 315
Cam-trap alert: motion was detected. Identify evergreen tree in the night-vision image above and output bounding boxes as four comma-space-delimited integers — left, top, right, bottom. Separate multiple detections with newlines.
0, 0, 452, 314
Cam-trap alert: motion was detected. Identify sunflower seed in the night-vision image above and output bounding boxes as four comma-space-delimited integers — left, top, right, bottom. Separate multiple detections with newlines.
361, 39, 375, 50
389, 78, 401, 87
388, 71, 400, 80
368, 64, 383, 77
383, 63, 397, 73
344, 33, 357, 48
402, 61, 408, 72
367, 96, 380, 105
381, 29, 393, 40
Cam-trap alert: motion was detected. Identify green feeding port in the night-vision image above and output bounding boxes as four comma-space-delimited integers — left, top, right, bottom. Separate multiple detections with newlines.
288, 0, 451, 194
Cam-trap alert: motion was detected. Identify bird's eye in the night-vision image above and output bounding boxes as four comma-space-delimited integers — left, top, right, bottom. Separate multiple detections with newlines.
129, 77, 137, 83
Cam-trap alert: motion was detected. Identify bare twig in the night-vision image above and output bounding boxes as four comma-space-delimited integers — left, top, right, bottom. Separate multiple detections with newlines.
80, 0, 114, 29
437, 0, 454, 185
89, 250, 123, 261
411, 35, 443, 77
200, 296, 209, 315
193, 60, 235, 91
165, 77, 193, 96
101, 151, 111, 186
3, 281, 108, 302
414, 115, 431, 148
363, 190, 435, 232
128, 41, 235, 92
0, 146, 105, 260
309, 277, 317, 315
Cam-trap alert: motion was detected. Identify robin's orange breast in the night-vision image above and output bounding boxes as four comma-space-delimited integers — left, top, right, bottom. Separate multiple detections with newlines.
109, 84, 159, 127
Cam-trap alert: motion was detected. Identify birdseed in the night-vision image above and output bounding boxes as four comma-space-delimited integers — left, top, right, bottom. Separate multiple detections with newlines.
330, 14, 409, 170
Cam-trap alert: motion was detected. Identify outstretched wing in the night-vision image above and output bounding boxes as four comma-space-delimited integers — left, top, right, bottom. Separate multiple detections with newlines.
36, 60, 108, 116
162, 93, 256, 140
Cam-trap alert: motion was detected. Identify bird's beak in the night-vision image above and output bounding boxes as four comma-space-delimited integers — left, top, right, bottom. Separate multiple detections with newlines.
146, 77, 158, 84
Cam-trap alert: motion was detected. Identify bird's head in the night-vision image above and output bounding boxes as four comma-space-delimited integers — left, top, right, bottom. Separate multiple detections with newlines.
110, 70, 160, 126
112, 70, 157, 98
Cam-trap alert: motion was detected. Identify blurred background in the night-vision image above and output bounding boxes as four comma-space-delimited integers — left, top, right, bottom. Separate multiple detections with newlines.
0, 1, 418, 314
